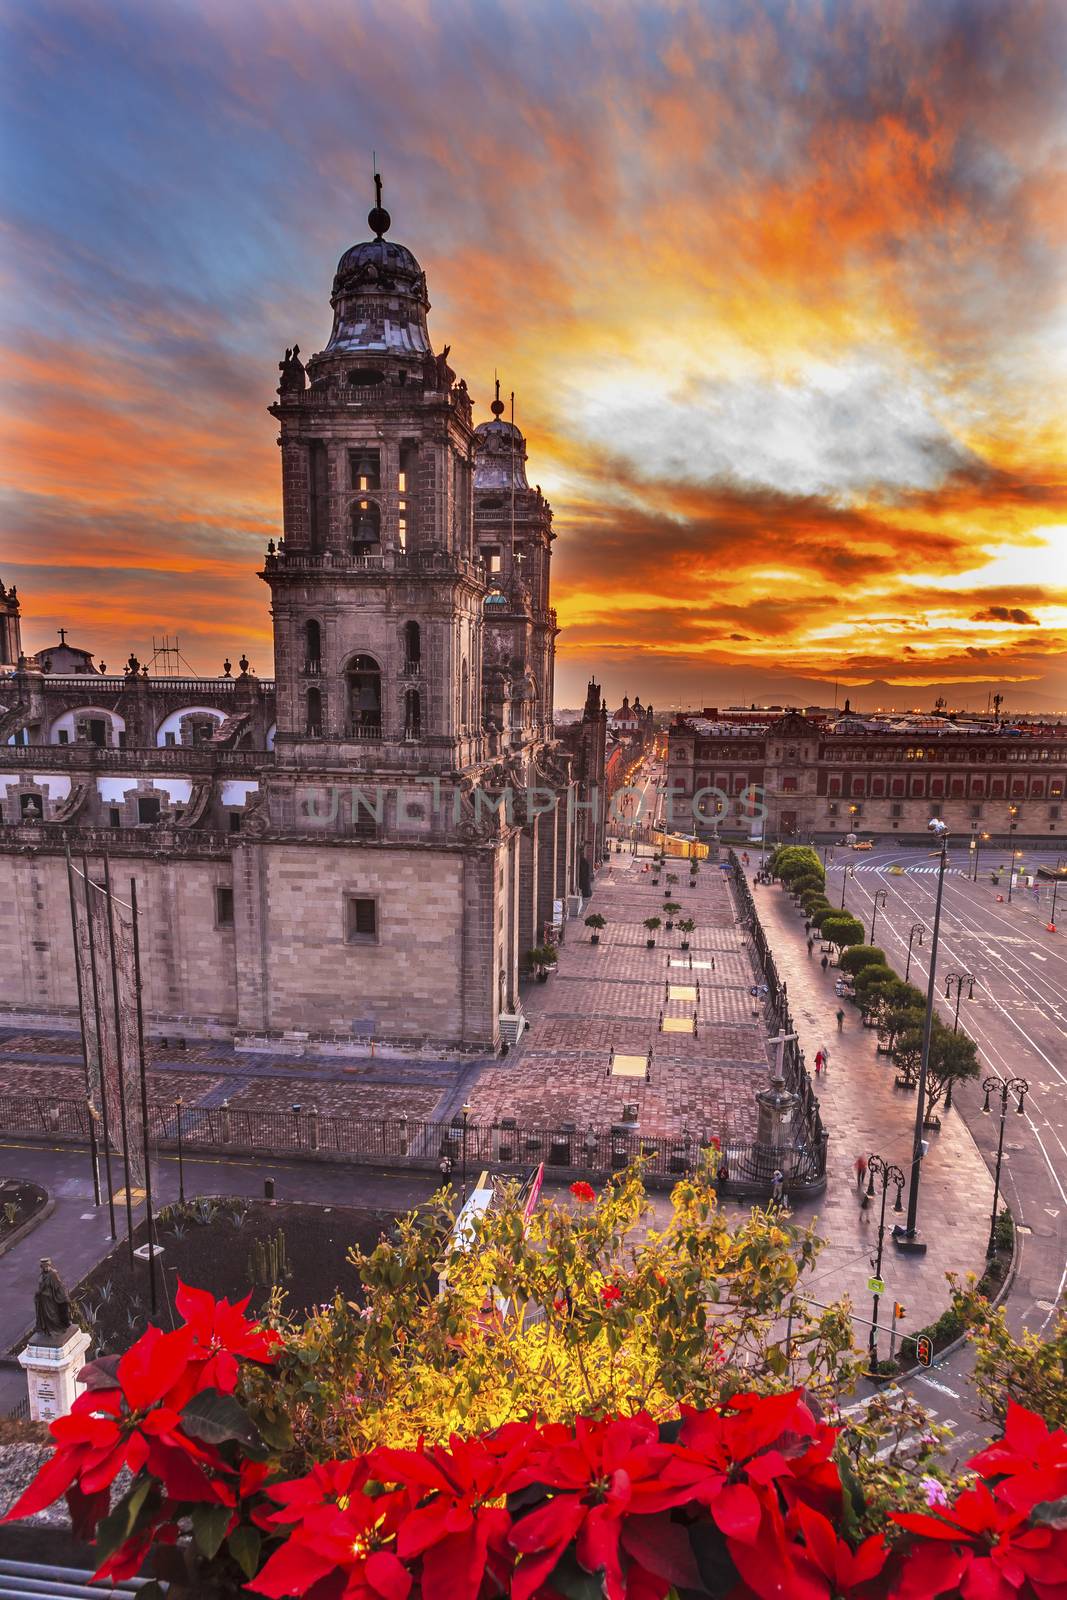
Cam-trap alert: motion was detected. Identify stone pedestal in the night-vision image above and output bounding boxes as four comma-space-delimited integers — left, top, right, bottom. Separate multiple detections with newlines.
18, 1327, 91, 1423
755, 1072, 798, 1148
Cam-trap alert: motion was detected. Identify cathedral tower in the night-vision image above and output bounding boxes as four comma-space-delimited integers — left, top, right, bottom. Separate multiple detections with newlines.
263, 178, 486, 775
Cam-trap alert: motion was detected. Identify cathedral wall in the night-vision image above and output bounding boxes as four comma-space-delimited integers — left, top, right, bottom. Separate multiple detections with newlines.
0, 851, 238, 1029
251, 841, 492, 1046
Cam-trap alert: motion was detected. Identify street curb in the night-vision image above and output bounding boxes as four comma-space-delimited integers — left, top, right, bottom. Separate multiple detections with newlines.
0, 1191, 54, 1262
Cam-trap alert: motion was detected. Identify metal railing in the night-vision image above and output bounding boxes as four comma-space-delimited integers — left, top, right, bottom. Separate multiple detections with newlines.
0, 1094, 826, 1191
728, 849, 826, 1152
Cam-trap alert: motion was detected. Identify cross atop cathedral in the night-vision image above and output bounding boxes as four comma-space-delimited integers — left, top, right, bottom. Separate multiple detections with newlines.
57, 627, 67, 645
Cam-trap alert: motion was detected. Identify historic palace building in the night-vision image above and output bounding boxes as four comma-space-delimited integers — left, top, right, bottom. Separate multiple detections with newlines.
667, 707, 1067, 846
0, 188, 605, 1054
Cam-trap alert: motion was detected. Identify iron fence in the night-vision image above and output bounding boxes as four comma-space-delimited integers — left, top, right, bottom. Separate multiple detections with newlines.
727, 848, 826, 1152
0, 1093, 826, 1192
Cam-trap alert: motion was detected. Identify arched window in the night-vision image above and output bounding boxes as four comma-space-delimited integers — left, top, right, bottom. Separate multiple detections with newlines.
351, 499, 381, 554
403, 621, 421, 673
305, 619, 321, 673
347, 655, 382, 737
306, 686, 322, 736
460, 659, 470, 730
404, 688, 421, 740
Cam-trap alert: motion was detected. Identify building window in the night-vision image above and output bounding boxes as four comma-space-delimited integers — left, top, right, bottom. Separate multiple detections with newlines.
1050, 805, 1061, 821
228, 811, 242, 833
461, 660, 470, 730
403, 620, 421, 673
308, 440, 328, 552
306, 686, 323, 736
890, 802, 902, 818
137, 796, 161, 826
970, 803, 982, 819
57, 729, 69, 745
349, 447, 380, 492
351, 498, 382, 554
347, 656, 382, 737
109, 807, 121, 827
827, 801, 838, 815
215, 886, 234, 928
404, 688, 421, 740
305, 619, 322, 673
344, 895, 378, 945
930, 802, 942, 818
165, 731, 176, 747
484, 547, 502, 574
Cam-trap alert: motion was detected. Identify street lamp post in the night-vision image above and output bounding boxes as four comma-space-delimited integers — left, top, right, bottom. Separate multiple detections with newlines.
944, 971, 976, 1034
982, 1076, 1028, 1256
971, 830, 989, 883
895, 819, 951, 1253
839, 864, 853, 910
1006, 806, 1019, 903
904, 923, 926, 983
869, 890, 888, 947
942, 971, 976, 1110
460, 1100, 472, 1193
865, 1155, 905, 1362
1051, 876, 1061, 928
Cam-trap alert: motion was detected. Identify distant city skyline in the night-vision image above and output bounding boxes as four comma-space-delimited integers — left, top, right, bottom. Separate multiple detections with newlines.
2, 0, 1064, 710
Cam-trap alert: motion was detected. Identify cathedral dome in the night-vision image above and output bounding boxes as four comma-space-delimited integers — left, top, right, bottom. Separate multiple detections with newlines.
474, 384, 529, 490
317, 178, 432, 361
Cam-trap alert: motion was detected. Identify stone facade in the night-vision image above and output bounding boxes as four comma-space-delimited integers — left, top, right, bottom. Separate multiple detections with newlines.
0, 186, 596, 1055
667, 709, 1067, 846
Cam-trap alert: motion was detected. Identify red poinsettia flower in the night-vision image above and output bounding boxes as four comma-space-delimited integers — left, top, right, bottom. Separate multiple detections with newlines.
601, 1283, 623, 1307
508, 1414, 681, 1600
2, 1320, 239, 1531
569, 1181, 596, 1203
790, 1501, 890, 1597
251, 1489, 411, 1600
260, 1458, 375, 1530
174, 1281, 282, 1398
370, 1428, 531, 1600
892, 1478, 1067, 1598
968, 1400, 1067, 1515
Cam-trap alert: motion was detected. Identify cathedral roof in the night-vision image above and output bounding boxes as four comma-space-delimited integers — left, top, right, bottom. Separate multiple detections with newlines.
474, 384, 529, 490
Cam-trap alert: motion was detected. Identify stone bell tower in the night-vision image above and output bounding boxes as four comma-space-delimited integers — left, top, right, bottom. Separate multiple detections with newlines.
263, 176, 486, 776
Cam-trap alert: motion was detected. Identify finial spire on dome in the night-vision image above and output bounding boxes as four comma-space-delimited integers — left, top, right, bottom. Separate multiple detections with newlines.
368, 167, 390, 240
490, 374, 505, 417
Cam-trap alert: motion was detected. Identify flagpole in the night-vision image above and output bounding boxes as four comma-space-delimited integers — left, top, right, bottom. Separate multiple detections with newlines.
64, 849, 101, 1207
102, 852, 136, 1269
82, 853, 117, 1240
129, 878, 158, 1317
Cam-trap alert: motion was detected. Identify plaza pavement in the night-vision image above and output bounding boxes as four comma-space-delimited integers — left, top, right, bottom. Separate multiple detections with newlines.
0, 846, 995, 1369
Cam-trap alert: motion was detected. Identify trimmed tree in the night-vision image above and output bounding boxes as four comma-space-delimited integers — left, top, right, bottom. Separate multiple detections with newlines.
584, 913, 606, 945
820, 913, 866, 956
839, 945, 887, 977
925, 1023, 979, 1120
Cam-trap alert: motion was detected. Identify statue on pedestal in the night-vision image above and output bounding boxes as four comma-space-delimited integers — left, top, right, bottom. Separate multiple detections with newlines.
34, 1258, 72, 1338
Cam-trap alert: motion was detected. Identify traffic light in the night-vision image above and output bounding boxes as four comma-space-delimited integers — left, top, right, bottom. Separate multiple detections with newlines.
894, 1302, 907, 1320
915, 1335, 933, 1367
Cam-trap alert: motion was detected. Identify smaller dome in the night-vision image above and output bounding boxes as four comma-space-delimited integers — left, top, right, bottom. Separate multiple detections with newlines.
332, 237, 427, 302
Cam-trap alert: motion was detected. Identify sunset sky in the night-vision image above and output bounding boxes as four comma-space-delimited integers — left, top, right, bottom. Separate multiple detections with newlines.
1, 0, 1065, 711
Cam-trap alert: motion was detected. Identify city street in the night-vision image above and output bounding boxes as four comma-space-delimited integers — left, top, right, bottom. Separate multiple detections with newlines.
822, 841, 1066, 1451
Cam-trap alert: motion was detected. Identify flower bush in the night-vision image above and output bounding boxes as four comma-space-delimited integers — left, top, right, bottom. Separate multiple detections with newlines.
6, 1294, 1067, 1599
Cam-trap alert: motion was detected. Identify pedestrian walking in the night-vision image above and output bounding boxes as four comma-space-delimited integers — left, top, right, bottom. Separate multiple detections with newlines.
807, 936, 815, 957
836, 1007, 845, 1031
854, 1152, 867, 1190
771, 1168, 785, 1207
820, 954, 829, 971
820, 1045, 830, 1069
859, 1188, 871, 1221
814, 1050, 824, 1075
717, 1160, 729, 1188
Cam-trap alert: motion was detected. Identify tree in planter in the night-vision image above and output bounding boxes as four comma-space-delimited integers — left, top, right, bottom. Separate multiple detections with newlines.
584, 913, 606, 945
811, 902, 844, 934
770, 844, 822, 884
791, 871, 826, 900
839, 944, 887, 978
882, 1001, 926, 1056
677, 917, 696, 950
851, 964, 900, 1025
527, 944, 558, 980
820, 913, 866, 959
802, 894, 832, 923
924, 1022, 979, 1121
662, 900, 681, 929
643, 915, 661, 947
891, 1021, 926, 1088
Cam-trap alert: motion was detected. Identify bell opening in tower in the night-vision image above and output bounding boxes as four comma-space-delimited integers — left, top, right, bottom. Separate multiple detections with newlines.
347, 655, 382, 738
351, 499, 382, 557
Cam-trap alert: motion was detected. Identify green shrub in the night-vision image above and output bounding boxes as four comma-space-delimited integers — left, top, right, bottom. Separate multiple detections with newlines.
839, 945, 886, 976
